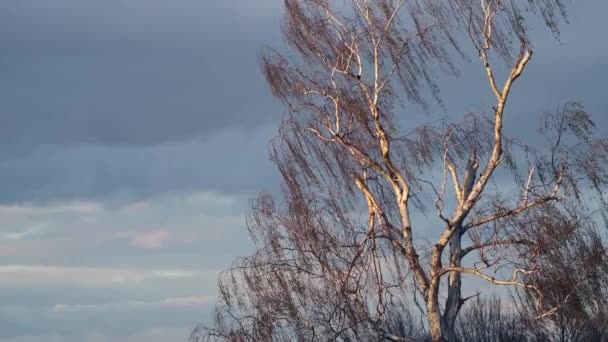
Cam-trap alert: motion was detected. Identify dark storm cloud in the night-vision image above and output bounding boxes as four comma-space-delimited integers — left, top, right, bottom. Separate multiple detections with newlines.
0, 125, 278, 203
0, 0, 605, 205
0, 0, 283, 157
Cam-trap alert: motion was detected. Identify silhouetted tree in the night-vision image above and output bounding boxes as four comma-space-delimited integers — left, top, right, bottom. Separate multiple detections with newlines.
194, 1, 608, 341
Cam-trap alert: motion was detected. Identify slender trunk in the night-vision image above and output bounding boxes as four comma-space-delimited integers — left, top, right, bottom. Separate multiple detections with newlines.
427, 224, 463, 342
442, 223, 463, 341
441, 150, 476, 341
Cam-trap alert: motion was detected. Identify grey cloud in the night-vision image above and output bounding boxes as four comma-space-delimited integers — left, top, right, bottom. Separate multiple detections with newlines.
0, 0, 606, 204
0, 0, 283, 157
0, 125, 278, 203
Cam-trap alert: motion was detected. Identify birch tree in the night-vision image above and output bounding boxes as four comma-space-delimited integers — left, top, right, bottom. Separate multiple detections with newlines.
195, 1, 608, 341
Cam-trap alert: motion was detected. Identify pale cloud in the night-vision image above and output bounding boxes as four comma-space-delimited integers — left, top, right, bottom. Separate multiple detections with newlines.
0, 240, 59, 258
1, 225, 42, 241
0, 191, 249, 263
3, 326, 192, 342
0, 192, 245, 340
131, 230, 171, 249
0, 201, 101, 219
129, 229, 198, 249
160, 295, 214, 305
152, 270, 197, 278
0, 264, 214, 287
51, 295, 215, 313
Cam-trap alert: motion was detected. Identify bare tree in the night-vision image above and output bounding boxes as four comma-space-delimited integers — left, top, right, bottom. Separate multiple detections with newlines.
194, 1, 608, 341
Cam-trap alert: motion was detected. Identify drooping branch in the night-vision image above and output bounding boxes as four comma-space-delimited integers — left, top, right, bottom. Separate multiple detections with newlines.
198, 1, 607, 341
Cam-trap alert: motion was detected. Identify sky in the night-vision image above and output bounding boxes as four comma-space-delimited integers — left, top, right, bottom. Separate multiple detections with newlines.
0, 1, 606, 341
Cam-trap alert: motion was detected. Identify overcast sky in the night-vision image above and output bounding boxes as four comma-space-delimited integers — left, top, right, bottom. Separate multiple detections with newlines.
0, 1, 606, 341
